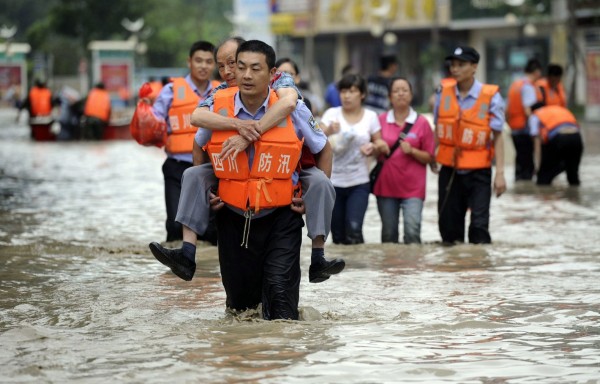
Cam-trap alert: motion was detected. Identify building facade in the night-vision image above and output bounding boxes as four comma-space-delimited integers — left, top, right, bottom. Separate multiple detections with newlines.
269, 0, 600, 119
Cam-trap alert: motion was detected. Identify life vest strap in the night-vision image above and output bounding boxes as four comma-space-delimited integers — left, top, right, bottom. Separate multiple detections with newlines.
254, 178, 274, 214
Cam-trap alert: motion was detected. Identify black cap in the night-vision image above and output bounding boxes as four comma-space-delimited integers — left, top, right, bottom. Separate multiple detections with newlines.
445, 46, 480, 63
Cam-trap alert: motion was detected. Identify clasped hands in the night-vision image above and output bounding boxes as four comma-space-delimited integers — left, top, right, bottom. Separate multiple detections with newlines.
218, 120, 261, 160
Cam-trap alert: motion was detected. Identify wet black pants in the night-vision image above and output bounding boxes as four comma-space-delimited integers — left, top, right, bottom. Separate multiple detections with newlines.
162, 157, 192, 242
512, 134, 535, 181
438, 166, 492, 244
216, 206, 304, 320
537, 133, 583, 186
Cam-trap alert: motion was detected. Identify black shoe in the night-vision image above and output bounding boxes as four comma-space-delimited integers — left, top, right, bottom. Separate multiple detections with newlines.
309, 258, 345, 283
149, 242, 196, 281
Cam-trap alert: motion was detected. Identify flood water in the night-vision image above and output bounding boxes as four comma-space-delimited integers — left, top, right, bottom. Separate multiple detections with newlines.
1, 108, 600, 383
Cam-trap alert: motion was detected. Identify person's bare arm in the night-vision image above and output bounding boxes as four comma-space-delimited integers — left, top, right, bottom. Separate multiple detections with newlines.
313, 141, 333, 178
260, 87, 298, 133
218, 88, 299, 159
192, 140, 209, 166
400, 141, 433, 165
371, 131, 389, 157
191, 106, 260, 141
492, 131, 506, 197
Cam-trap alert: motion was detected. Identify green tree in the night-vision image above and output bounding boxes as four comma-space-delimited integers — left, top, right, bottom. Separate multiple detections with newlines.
1, 0, 233, 75
143, 0, 234, 67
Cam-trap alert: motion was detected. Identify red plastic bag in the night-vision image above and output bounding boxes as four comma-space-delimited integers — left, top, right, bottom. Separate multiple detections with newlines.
130, 83, 167, 147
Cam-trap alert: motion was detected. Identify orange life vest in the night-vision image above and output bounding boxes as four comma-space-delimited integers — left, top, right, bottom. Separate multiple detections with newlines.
29, 86, 52, 116
206, 88, 303, 213
506, 78, 531, 130
436, 78, 498, 170
166, 77, 201, 153
84, 88, 111, 122
533, 105, 578, 144
167, 79, 222, 153
535, 78, 566, 107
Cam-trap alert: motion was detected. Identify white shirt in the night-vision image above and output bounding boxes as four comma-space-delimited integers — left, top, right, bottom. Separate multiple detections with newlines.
321, 106, 381, 188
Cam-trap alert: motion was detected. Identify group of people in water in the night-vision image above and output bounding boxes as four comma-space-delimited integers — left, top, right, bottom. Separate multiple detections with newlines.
19, 34, 580, 321
16, 79, 126, 141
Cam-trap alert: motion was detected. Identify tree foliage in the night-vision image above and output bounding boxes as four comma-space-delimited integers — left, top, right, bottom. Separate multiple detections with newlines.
0, 0, 233, 74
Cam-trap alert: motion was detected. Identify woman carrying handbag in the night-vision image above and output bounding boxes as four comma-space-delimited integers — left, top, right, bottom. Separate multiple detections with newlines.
372, 77, 435, 244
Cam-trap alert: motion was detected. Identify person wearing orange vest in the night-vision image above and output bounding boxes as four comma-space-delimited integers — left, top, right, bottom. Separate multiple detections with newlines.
82, 82, 111, 140
529, 105, 583, 186
16, 79, 56, 128
506, 58, 543, 181
535, 64, 567, 108
149, 37, 343, 285
150, 40, 217, 242
433, 46, 506, 245
170, 40, 307, 320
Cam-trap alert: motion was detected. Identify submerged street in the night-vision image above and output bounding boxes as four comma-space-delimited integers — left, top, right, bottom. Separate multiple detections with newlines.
1, 110, 600, 383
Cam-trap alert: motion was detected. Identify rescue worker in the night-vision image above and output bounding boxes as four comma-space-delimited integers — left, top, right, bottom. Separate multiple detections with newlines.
535, 64, 567, 108
151, 40, 219, 243
149, 37, 344, 284
529, 105, 583, 186
506, 58, 543, 181
181, 40, 309, 319
82, 82, 111, 140
16, 79, 56, 131
433, 46, 506, 245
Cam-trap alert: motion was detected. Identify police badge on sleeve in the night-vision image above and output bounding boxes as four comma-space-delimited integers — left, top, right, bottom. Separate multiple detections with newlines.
309, 115, 322, 132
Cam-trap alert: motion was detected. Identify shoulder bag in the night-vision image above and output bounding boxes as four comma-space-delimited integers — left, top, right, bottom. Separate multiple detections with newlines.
369, 120, 414, 193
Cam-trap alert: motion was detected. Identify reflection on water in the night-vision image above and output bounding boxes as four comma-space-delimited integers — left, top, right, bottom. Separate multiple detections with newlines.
1, 112, 600, 382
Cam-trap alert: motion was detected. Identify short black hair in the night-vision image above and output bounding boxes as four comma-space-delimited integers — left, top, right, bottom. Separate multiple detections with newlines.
388, 76, 413, 95
341, 64, 354, 76
380, 55, 397, 70
338, 73, 367, 95
236, 40, 276, 69
547, 64, 563, 78
189, 40, 215, 58
525, 58, 543, 74
275, 57, 300, 75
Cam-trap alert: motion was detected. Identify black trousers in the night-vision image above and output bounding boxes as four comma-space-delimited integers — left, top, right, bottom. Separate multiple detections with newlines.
162, 157, 192, 242
438, 166, 492, 244
82, 116, 107, 140
512, 134, 534, 181
216, 206, 304, 320
537, 133, 583, 186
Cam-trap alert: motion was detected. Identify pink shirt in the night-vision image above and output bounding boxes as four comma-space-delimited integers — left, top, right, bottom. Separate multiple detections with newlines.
373, 108, 435, 200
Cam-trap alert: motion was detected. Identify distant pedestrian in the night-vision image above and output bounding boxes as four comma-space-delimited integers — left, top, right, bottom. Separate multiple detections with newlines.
324, 64, 354, 109
529, 105, 583, 186
364, 55, 398, 115
82, 82, 111, 140
506, 58, 543, 181
535, 64, 566, 108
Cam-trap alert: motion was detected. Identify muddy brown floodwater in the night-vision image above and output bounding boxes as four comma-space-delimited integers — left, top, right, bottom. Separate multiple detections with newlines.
1, 109, 600, 383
